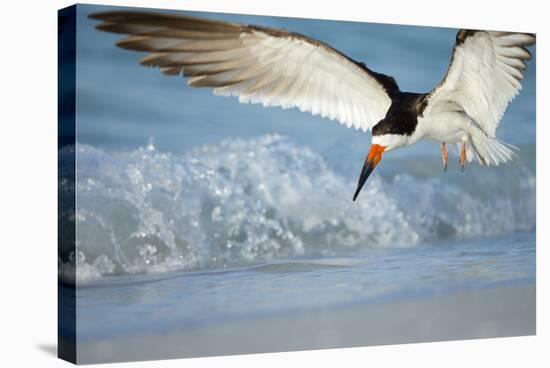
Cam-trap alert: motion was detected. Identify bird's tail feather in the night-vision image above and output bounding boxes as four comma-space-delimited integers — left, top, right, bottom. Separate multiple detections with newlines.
468, 133, 518, 166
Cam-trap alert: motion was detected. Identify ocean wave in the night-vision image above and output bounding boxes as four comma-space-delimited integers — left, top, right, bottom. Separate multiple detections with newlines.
58, 135, 535, 282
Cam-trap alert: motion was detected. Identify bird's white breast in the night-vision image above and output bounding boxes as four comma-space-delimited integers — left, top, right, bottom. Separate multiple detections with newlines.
416, 112, 471, 144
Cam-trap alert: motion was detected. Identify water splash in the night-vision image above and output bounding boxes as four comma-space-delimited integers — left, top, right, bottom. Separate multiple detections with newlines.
58, 135, 535, 282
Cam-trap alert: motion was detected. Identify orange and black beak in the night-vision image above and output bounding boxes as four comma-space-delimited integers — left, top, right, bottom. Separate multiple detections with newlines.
353, 144, 385, 201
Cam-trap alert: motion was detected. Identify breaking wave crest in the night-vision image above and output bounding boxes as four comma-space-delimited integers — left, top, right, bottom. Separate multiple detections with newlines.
58, 135, 535, 282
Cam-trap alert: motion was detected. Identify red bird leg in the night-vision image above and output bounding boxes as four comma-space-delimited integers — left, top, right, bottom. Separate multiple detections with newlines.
459, 142, 467, 172
441, 143, 448, 172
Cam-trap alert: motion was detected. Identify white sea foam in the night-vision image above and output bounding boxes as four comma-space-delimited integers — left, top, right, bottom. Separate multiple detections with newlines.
58, 135, 535, 282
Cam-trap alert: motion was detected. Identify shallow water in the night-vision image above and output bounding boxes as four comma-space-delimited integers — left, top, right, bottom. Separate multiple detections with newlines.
73, 231, 534, 342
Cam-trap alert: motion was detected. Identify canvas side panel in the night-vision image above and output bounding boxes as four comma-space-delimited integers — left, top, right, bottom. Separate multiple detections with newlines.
58, 4, 77, 364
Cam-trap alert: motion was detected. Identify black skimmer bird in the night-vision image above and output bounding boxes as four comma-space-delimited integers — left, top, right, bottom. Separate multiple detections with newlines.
89, 11, 536, 201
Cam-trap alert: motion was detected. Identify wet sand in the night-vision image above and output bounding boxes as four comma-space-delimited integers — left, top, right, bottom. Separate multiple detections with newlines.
77, 284, 535, 364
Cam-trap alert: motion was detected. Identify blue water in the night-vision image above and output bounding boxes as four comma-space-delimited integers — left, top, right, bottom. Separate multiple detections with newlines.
62, 4, 536, 347
74, 232, 534, 342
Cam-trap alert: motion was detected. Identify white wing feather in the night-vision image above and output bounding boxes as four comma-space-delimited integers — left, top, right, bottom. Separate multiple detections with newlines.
90, 11, 398, 132
424, 30, 535, 138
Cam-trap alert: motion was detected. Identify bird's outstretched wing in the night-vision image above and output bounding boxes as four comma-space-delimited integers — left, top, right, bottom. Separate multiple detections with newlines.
422, 30, 535, 137
89, 11, 399, 132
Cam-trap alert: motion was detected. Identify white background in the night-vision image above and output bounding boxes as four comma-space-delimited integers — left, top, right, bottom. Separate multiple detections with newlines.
0, 0, 547, 366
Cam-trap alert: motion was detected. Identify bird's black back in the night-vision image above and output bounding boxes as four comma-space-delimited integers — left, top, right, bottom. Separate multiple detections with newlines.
372, 92, 426, 136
